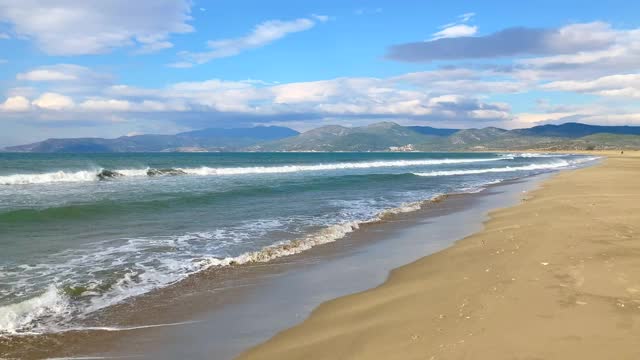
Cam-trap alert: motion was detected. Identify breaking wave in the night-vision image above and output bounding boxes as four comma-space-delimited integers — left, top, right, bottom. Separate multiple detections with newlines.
414, 157, 598, 177
0, 194, 447, 336
503, 152, 568, 158
0, 157, 510, 185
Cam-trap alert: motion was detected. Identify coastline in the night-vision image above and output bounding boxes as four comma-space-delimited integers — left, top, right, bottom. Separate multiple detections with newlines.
0, 155, 569, 359
238, 152, 640, 360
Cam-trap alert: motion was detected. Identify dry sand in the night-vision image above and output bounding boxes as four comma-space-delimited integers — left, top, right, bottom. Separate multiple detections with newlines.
238, 152, 640, 360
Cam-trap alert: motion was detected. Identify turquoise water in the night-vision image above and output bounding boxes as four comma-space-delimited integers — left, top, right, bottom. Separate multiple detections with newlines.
0, 152, 596, 334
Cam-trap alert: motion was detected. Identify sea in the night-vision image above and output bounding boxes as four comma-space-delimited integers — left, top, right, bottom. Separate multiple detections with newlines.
0, 152, 597, 336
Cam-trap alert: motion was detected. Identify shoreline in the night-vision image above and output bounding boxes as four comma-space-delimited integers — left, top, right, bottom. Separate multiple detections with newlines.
238, 152, 640, 360
0, 157, 567, 359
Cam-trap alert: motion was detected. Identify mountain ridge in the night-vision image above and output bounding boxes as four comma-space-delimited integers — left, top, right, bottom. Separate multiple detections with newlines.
6, 126, 299, 153
5, 122, 640, 152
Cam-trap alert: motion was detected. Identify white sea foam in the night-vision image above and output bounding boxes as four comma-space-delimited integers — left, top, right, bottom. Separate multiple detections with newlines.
175, 157, 509, 176
0, 285, 70, 335
0, 195, 448, 335
59, 320, 200, 333
0, 157, 508, 185
0, 170, 99, 185
193, 197, 441, 269
414, 157, 598, 177
115, 168, 149, 177
504, 152, 567, 158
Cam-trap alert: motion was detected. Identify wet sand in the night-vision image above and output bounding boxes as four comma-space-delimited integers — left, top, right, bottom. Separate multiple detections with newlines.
238, 152, 640, 360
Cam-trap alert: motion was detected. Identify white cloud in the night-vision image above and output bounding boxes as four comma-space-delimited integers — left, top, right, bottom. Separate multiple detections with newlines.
432, 24, 478, 39
7, 18, 640, 131
0, 0, 193, 55
0, 96, 30, 112
517, 23, 640, 80
459, 12, 475, 22
79, 99, 132, 111
271, 80, 342, 104
174, 16, 327, 67
544, 22, 617, 55
3, 68, 515, 126
513, 105, 640, 128
32, 92, 75, 110
17, 69, 77, 81
0, 32, 9, 39
14, 65, 114, 95
470, 109, 510, 120
542, 74, 640, 99
432, 12, 478, 39
137, 41, 174, 54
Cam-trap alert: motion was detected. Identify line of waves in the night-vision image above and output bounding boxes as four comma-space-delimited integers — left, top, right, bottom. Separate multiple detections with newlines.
0, 173, 418, 223
414, 157, 598, 177
0, 193, 452, 336
0, 157, 510, 185
0, 154, 597, 335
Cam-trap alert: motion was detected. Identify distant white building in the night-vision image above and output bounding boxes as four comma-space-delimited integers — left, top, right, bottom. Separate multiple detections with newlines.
388, 144, 415, 152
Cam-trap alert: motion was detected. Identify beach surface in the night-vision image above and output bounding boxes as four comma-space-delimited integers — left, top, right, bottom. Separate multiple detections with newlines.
238, 152, 640, 360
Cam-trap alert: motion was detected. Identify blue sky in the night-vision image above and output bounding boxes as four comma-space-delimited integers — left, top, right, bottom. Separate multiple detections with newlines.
1, 0, 640, 146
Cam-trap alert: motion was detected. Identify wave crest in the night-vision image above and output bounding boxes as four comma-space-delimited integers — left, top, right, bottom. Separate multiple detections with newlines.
414, 157, 598, 177
0, 157, 508, 185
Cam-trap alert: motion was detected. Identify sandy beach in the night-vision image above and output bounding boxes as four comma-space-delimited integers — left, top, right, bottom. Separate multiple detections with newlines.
238, 152, 640, 360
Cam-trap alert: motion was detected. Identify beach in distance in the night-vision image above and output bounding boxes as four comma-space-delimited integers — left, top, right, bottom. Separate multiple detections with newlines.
238, 151, 640, 360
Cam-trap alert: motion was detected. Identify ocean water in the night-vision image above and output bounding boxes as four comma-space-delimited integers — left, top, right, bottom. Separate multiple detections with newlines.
0, 152, 597, 335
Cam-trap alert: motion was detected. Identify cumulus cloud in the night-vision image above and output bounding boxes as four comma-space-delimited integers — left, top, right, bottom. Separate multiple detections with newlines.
0, 0, 193, 55
32, 92, 75, 110
388, 22, 615, 62
173, 16, 328, 67
2, 67, 516, 127
0, 96, 30, 112
7, 18, 640, 131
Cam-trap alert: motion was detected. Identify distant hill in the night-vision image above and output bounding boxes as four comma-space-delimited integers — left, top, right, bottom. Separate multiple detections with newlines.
178, 126, 299, 142
407, 126, 458, 137
5, 122, 640, 153
253, 122, 640, 152
5, 126, 299, 153
250, 122, 432, 151
512, 122, 640, 138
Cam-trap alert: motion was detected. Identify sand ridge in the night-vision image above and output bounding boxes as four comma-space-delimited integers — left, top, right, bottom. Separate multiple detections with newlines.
238, 152, 640, 360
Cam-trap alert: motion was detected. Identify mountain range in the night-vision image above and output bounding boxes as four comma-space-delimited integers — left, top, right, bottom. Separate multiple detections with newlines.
6, 126, 299, 153
5, 122, 640, 153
